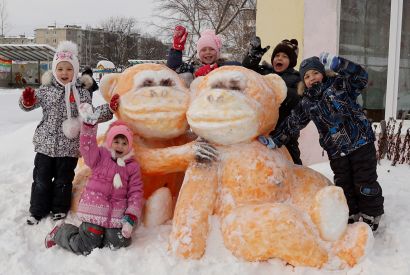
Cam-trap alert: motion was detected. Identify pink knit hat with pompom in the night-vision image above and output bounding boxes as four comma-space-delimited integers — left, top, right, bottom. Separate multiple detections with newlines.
105, 121, 133, 153
196, 29, 222, 58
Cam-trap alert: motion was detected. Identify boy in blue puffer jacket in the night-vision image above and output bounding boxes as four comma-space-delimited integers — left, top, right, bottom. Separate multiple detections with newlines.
259, 53, 384, 231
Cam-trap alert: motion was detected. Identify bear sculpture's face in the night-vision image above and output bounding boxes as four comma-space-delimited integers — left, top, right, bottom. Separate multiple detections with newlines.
187, 66, 287, 145
100, 64, 190, 139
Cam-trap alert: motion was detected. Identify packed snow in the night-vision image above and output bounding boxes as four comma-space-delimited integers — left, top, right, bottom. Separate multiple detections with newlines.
0, 88, 409, 275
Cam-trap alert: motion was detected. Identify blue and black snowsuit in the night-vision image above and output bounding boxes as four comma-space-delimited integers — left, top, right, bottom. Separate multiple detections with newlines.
271, 57, 384, 218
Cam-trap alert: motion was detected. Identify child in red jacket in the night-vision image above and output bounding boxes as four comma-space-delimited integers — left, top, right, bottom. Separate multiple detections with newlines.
167, 26, 240, 85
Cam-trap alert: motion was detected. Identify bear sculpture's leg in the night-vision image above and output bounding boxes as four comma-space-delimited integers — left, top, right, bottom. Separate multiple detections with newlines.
143, 187, 173, 227
310, 186, 349, 241
289, 166, 349, 242
332, 222, 374, 268
169, 163, 218, 259
221, 203, 329, 268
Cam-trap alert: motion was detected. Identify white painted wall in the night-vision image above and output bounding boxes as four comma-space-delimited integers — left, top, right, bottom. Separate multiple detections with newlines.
303, 0, 339, 58
299, 0, 339, 165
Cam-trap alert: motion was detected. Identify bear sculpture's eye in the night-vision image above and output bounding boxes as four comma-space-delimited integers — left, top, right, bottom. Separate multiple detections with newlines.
211, 82, 226, 89
142, 79, 155, 87
229, 79, 242, 91
160, 78, 174, 87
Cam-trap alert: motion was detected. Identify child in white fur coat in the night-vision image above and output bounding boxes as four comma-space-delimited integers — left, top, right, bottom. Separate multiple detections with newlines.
19, 40, 118, 225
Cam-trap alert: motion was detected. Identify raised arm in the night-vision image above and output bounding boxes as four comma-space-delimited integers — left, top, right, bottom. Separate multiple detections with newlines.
242, 36, 270, 73
319, 53, 368, 93
270, 101, 311, 147
167, 25, 189, 71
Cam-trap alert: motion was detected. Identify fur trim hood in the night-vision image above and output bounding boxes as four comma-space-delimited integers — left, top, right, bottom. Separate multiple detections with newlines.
297, 70, 337, 96
41, 70, 93, 90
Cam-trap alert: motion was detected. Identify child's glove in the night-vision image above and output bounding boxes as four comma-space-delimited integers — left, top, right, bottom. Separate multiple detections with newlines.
109, 94, 120, 113
194, 137, 218, 163
248, 36, 270, 60
173, 25, 188, 51
121, 214, 137, 238
21, 86, 36, 107
319, 52, 340, 71
79, 103, 100, 125
258, 135, 278, 149
194, 63, 218, 77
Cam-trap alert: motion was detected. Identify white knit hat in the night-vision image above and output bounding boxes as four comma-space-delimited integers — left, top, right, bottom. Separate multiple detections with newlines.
52, 41, 82, 139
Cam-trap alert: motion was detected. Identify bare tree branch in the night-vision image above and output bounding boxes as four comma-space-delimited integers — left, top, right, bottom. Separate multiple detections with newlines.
152, 0, 256, 61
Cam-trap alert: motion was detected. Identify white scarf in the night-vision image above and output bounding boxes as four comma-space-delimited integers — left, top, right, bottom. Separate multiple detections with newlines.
62, 83, 81, 139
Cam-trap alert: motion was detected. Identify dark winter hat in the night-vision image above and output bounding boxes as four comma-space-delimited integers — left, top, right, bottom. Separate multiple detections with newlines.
299, 56, 325, 79
82, 66, 93, 77
271, 39, 299, 69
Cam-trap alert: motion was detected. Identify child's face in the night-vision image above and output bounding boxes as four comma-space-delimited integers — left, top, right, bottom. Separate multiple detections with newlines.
199, 47, 218, 64
111, 136, 129, 158
303, 69, 324, 88
55, 61, 74, 85
272, 52, 290, 73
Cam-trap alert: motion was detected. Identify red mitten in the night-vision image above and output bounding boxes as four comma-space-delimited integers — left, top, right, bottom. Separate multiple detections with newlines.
194, 63, 218, 77
109, 94, 120, 113
21, 86, 36, 107
173, 25, 188, 51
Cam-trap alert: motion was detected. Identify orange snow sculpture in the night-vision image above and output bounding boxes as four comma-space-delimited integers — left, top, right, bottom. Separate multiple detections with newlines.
72, 64, 198, 225
169, 66, 374, 269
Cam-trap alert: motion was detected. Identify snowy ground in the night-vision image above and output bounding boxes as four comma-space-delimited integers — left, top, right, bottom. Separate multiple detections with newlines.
1, 88, 409, 275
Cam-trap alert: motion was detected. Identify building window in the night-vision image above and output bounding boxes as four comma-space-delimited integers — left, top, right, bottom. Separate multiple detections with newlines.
398, 0, 410, 120
339, 0, 409, 123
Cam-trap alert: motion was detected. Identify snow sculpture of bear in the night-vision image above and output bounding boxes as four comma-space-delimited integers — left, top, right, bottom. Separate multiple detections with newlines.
72, 64, 197, 226
169, 66, 373, 269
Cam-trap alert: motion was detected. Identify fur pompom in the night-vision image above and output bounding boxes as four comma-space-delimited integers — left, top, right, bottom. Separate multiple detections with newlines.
80, 74, 93, 90
41, 71, 53, 85
113, 173, 123, 189
56, 41, 79, 57
62, 117, 81, 139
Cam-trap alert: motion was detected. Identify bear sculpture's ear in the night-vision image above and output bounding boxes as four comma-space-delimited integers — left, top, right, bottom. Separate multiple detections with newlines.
100, 73, 119, 103
189, 76, 205, 99
263, 73, 287, 105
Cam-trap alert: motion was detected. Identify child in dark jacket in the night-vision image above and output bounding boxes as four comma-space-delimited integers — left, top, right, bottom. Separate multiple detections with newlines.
243, 37, 302, 164
81, 66, 99, 97
260, 53, 384, 231
167, 26, 240, 85
45, 108, 144, 255
19, 41, 117, 225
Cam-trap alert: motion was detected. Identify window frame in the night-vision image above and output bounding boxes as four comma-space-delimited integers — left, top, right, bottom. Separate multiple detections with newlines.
337, 0, 409, 128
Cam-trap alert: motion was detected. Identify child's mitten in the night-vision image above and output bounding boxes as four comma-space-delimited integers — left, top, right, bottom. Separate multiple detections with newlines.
258, 135, 278, 149
21, 86, 36, 107
248, 36, 270, 60
121, 214, 137, 238
319, 52, 341, 71
79, 103, 100, 125
109, 94, 120, 112
173, 25, 188, 51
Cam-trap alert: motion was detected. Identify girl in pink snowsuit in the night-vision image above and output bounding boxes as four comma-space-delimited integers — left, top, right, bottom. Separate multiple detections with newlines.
45, 110, 144, 255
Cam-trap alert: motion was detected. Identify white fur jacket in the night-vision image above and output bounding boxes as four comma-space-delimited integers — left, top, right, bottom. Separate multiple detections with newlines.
18, 71, 113, 158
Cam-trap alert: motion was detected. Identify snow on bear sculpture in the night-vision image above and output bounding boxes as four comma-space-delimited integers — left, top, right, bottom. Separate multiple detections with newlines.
169, 66, 374, 269
73, 64, 199, 226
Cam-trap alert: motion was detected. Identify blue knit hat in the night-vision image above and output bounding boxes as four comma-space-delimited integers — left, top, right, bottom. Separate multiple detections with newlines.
299, 56, 325, 79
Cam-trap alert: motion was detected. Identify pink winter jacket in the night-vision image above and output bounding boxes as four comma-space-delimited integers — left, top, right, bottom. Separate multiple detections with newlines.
77, 124, 144, 228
